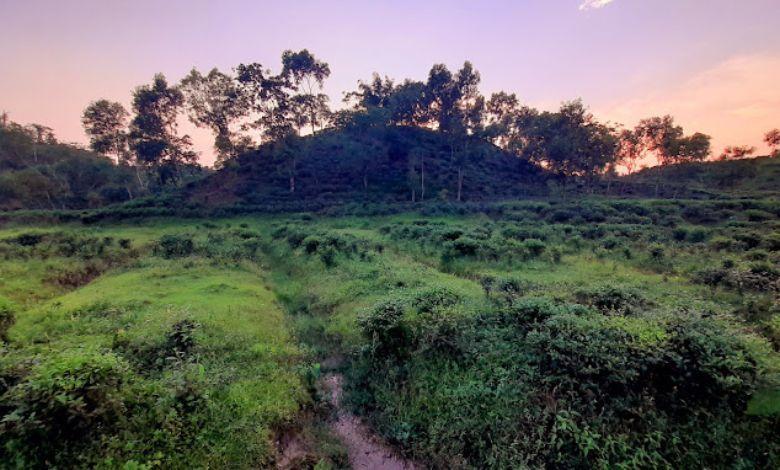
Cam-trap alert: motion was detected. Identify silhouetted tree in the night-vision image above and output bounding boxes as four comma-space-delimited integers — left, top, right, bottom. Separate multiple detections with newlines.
128, 74, 197, 186
719, 145, 756, 161
484, 92, 520, 149
616, 128, 644, 174
179, 68, 252, 166
519, 100, 618, 191
765, 129, 780, 156
82, 100, 130, 163
281, 49, 331, 134
635, 115, 710, 165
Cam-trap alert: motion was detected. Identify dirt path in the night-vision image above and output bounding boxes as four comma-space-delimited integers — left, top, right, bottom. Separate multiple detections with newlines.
320, 373, 419, 470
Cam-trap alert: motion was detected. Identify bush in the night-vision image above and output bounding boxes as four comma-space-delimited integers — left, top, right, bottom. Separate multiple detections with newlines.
710, 236, 734, 251
649, 244, 665, 260
745, 209, 773, 222
0, 297, 15, 342
155, 234, 195, 259
358, 299, 411, 361
0, 349, 132, 466
480, 275, 535, 303
575, 284, 648, 315
522, 238, 546, 258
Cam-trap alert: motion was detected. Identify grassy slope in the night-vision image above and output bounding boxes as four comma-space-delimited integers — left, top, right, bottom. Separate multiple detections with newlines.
2, 203, 779, 466
1, 222, 307, 467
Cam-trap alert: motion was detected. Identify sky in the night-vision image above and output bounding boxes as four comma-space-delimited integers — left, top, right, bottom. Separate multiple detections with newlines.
1, 0, 779, 167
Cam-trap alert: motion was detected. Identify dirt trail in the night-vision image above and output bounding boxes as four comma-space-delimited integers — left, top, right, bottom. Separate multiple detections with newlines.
320, 373, 419, 470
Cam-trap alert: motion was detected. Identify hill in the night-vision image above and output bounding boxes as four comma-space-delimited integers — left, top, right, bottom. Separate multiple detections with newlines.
623, 156, 780, 198
185, 126, 549, 210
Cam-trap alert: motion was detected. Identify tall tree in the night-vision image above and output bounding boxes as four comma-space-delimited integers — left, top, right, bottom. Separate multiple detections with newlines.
128, 74, 197, 186
518, 100, 618, 190
616, 128, 644, 175
281, 49, 331, 134
424, 62, 483, 201
765, 129, 780, 156
634, 115, 710, 165
484, 92, 520, 149
179, 68, 251, 167
674, 132, 711, 163
82, 100, 130, 163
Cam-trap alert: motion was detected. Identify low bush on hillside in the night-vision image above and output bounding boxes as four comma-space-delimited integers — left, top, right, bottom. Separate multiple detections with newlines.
349, 296, 776, 468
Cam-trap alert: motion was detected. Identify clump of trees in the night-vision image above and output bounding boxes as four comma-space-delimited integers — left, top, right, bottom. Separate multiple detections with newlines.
11, 48, 776, 209
0, 114, 141, 209
75, 49, 724, 202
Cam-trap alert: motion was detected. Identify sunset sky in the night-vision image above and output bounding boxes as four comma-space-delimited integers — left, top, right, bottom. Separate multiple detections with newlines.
2, 0, 779, 166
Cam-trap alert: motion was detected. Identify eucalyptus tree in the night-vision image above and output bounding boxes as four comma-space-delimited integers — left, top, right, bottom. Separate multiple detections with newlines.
281, 49, 331, 134
179, 68, 252, 167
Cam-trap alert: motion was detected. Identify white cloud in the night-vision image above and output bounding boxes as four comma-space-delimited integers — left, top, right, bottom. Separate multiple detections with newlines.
579, 0, 616, 11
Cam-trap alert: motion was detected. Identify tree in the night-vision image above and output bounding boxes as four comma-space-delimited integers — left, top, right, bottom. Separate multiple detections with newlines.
674, 132, 711, 163
616, 129, 644, 175
765, 129, 780, 156
281, 49, 331, 134
518, 100, 618, 191
634, 116, 683, 166
82, 100, 130, 163
634, 115, 710, 165
345, 73, 395, 110
484, 92, 520, 149
179, 68, 251, 166
719, 145, 756, 161
128, 74, 197, 186
424, 62, 483, 201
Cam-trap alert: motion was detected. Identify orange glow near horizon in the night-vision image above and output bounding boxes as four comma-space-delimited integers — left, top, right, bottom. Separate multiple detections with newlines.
1, 1, 778, 168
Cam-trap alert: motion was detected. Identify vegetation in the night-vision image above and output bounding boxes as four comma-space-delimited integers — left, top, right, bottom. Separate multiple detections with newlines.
2, 46, 779, 469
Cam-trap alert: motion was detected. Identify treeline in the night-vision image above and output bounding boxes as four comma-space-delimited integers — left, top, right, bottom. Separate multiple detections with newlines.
4, 49, 779, 210
80, 49, 780, 201
0, 116, 143, 210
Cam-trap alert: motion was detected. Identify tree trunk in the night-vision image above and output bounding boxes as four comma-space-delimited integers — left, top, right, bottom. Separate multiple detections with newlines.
420, 155, 425, 202
457, 167, 463, 202
363, 173, 368, 190
290, 157, 296, 193
411, 189, 416, 203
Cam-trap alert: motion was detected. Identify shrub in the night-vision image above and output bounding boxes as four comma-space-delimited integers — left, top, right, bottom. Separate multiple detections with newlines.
601, 236, 620, 250
0, 349, 133, 466
745, 249, 769, 261
155, 234, 195, 259
575, 284, 648, 315
411, 286, 461, 313
0, 296, 15, 342
302, 235, 322, 254
522, 238, 546, 258
710, 236, 734, 251
358, 299, 411, 361
745, 209, 773, 222
688, 228, 709, 243
480, 275, 536, 303
649, 244, 665, 260
765, 234, 780, 252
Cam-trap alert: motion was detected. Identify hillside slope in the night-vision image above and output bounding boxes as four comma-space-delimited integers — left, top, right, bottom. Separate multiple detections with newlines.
624, 156, 780, 198
185, 126, 549, 209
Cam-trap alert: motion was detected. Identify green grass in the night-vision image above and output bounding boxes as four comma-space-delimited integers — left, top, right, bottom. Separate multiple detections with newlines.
1, 199, 778, 468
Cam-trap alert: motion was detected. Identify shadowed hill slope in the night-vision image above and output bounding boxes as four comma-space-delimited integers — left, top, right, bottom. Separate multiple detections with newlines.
624, 156, 780, 198
185, 126, 549, 208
